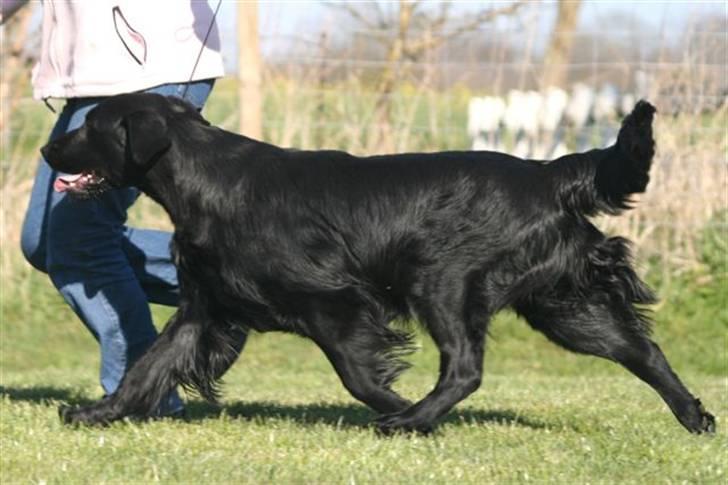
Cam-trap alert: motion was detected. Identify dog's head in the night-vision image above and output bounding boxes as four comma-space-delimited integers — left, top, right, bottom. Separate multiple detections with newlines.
41, 92, 206, 197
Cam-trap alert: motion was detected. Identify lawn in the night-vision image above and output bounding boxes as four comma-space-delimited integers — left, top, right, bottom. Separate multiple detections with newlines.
1, 271, 726, 484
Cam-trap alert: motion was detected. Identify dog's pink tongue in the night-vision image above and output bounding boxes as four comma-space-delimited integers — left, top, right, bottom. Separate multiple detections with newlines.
53, 173, 83, 193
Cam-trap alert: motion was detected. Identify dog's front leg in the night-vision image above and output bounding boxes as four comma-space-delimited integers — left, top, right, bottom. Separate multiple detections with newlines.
60, 310, 206, 426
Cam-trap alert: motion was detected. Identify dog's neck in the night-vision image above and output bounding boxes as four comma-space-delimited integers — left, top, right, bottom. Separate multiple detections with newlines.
137, 132, 268, 230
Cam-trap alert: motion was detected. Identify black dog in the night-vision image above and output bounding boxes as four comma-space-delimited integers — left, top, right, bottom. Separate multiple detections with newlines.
42, 93, 714, 434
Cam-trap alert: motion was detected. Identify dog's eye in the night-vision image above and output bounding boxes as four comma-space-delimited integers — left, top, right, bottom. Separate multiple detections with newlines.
84, 114, 104, 133
85, 109, 102, 126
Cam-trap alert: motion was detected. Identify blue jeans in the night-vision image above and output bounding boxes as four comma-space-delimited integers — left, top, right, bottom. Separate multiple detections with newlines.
20, 80, 214, 414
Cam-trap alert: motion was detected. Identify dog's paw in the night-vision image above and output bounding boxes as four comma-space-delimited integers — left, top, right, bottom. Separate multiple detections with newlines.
693, 400, 716, 435
700, 411, 717, 434
374, 412, 434, 436
58, 404, 112, 427
58, 405, 87, 426
680, 399, 716, 435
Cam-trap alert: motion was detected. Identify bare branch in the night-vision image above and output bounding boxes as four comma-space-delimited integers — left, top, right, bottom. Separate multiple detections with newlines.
373, 2, 388, 29
331, 3, 381, 31
404, 1, 528, 58
432, 2, 452, 30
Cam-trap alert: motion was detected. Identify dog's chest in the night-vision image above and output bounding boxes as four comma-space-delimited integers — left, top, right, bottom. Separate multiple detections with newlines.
172, 235, 278, 312
172, 236, 242, 290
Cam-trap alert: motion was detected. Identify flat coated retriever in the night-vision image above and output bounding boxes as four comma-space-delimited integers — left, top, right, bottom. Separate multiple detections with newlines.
41, 93, 715, 434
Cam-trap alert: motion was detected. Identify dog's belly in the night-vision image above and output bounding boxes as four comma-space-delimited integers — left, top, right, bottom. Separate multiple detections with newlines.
174, 249, 316, 333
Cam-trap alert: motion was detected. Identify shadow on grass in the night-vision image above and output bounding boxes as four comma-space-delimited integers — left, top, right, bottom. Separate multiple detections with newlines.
187, 399, 554, 431
0, 385, 95, 407
0, 385, 557, 432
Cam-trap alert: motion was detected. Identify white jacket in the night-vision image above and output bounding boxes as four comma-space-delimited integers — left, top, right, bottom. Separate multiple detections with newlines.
30, 0, 225, 100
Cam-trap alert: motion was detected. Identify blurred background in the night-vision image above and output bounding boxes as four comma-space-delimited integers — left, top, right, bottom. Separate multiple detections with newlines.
1, 1, 725, 373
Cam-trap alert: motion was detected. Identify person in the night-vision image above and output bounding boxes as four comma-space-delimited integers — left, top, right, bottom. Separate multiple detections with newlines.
3, 0, 237, 417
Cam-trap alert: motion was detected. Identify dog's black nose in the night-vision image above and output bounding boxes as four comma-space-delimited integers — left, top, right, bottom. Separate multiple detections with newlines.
40, 143, 52, 161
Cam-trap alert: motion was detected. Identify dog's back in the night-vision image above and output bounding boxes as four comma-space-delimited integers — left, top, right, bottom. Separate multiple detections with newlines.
223, 102, 657, 323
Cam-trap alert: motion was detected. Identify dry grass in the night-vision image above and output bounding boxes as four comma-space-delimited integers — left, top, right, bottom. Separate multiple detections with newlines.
597, 109, 727, 272
1, 56, 725, 282
1, 83, 726, 280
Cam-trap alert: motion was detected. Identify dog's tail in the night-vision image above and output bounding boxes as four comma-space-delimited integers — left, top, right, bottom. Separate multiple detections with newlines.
553, 100, 656, 215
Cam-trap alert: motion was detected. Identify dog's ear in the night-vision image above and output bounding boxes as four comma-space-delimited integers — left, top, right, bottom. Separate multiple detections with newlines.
123, 110, 171, 166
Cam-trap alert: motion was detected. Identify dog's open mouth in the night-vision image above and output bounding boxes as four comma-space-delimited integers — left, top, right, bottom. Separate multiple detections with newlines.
53, 172, 109, 197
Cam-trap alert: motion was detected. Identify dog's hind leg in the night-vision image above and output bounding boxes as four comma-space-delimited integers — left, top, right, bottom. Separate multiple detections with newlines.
516, 296, 716, 434
319, 334, 413, 415
375, 293, 488, 434
312, 303, 414, 414
59, 307, 243, 426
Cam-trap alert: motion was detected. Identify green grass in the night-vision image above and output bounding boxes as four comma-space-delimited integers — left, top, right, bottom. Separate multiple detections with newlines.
1, 269, 726, 484
1, 369, 725, 484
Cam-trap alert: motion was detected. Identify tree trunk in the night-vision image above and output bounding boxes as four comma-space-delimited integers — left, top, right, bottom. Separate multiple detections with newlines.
542, 0, 581, 89
0, 6, 34, 139
368, 0, 415, 153
237, 1, 263, 139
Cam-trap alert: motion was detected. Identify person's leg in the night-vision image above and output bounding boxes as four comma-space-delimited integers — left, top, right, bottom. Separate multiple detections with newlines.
22, 79, 215, 298
20, 104, 74, 272
118, 79, 218, 307
23, 80, 226, 415
41, 98, 177, 403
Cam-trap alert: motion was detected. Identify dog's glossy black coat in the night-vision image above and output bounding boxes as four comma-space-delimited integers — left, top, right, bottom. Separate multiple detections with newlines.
42, 93, 714, 434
